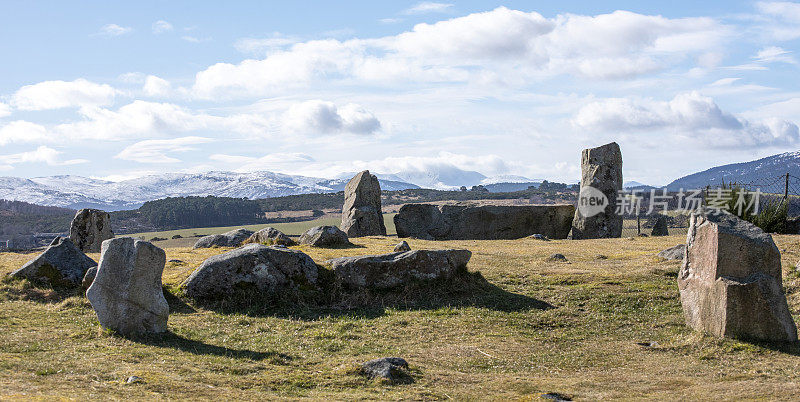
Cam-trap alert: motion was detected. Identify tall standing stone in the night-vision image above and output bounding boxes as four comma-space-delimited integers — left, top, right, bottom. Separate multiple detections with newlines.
341, 170, 386, 237
70, 209, 114, 253
571, 142, 623, 239
678, 210, 797, 341
86, 237, 169, 336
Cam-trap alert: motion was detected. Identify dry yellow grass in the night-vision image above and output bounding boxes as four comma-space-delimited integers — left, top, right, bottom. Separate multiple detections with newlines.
2, 234, 800, 400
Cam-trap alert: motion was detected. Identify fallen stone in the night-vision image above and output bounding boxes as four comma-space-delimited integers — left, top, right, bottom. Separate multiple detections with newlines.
341, 170, 386, 237
299, 226, 351, 247
678, 210, 797, 341
650, 215, 669, 236
546, 253, 568, 262
9, 237, 97, 288
658, 244, 686, 260
394, 203, 575, 240
70, 209, 114, 253
327, 249, 471, 289
193, 228, 254, 249
393, 241, 411, 252
86, 237, 169, 336
245, 227, 295, 246
529, 234, 550, 241
571, 142, 623, 239
361, 357, 411, 383
182, 244, 320, 300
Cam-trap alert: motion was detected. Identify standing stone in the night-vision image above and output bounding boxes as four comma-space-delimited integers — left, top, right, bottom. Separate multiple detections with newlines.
341, 170, 386, 237
86, 237, 169, 336
70, 209, 114, 253
571, 142, 623, 239
651, 215, 669, 236
678, 210, 797, 341
9, 237, 97, 288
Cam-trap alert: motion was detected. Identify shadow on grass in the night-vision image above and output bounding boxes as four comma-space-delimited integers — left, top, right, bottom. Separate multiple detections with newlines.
742, 339, 800, 356
134, 331, 292, 362
185, 268, 553, 321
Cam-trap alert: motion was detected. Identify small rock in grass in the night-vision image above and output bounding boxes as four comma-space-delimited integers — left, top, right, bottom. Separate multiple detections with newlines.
546, 253, 568, 262
530, 234, 550, 241
361, 357, 411, 384
541, 392, 572, 401
168, 259, 184, 264
595, 254, 608, 260
636, 341, 658, 348
638, 233, 649, 237
126, 376, 143, 384
393, 241, 411, 252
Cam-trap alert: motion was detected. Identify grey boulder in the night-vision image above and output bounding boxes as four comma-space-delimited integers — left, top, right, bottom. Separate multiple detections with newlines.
245, 227, 295, 246
658, 244, 686, 260
678, 210, 797, 341
193, 228, 254, 249
10, 237, 97, 288
182, 244, 321, 300
299, 226, 351, 247
341, 170, 386, 237
651, 215, 669, 236
86, 237, 169, 336
393, 241, 411, 252
394, 203, 575, 240
70, 208, 114, 253
361, 357, 411, 383
571, 142, 623, 239
327, 249, 471, 289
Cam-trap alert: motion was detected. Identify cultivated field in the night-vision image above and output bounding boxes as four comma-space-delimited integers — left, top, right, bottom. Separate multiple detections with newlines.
3, 234, 800, 399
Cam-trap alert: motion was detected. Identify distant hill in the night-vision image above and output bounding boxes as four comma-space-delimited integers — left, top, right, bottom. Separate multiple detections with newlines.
0, 171, 420, 211
667, 151, 800, 191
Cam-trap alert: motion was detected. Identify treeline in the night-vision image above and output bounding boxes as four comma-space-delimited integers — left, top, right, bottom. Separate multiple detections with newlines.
133, 196, 264, 229
0, 199, 75, 235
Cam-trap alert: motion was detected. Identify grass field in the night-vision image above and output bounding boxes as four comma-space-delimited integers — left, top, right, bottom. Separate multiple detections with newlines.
3, 234, 800, 399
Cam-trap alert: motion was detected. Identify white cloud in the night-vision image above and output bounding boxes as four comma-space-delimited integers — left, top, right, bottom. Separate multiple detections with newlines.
755, 2, 800, 40
234, 34, 299, 54
182, 35, 208, 43
403, 2, 453, 14
211, 152, 315, 171
143, 75, 172, 97
572, 92, 800, 148
192, 7, 730, 98
12, 79, 116, 110
0, 103, 11, 118
754, 46, 797, 64
152, 20, 173, 34
282, 100, 380, 135
0, 146, 87, 166
115, 136, 214, 163
0, 121, 49, 145
97, 24, 133, 37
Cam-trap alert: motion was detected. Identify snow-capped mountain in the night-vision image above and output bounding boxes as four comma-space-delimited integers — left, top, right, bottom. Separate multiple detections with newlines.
0, 171, 419, 211
667, 151, 800, 190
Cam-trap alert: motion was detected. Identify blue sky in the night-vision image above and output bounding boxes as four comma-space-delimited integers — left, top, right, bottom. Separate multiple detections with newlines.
1, 1, 799, 186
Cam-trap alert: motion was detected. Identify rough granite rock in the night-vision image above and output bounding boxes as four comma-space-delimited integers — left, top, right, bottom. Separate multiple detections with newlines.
678, 210, 797, 341
193, 228, 254, 249
182, 244, 320, 300
546, 253, 568, 262
341, 170, 386, 237
82, 266, 98, 289
361, 357, 411, 383
70, 209, 114, 253
658, 244, 686, 260
394, 203, 575, 240
393, 241, 411, 252
327, 249, 471, 289
571, 142, 623, 239
651, 215, 669, 237
299, 226, 351, 247
86, 237, 169, 336
244, 227, 295, 246
10, 237, 97, 287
